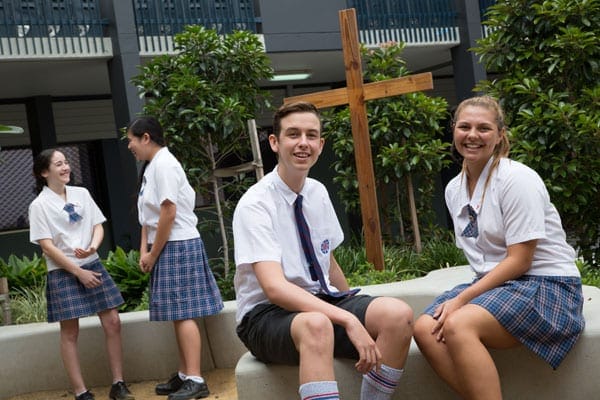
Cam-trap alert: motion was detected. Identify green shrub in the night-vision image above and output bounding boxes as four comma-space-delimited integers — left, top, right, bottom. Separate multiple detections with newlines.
579, 258, 600, 288
418, 239, 468, 274
0, 254, 46, 290
337, 240, 467, 287
7, 282, 47, 324
133, 287, 150, 311
0, 239, 596, 326
102, 247, 149, 312
211, 258, 236, 302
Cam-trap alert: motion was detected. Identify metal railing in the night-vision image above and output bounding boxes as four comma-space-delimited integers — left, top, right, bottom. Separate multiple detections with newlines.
479, 0, 497, 37
348, 0, 460, 45
134, 0, 258, 55
479, 0, 497, 21
0, 0, 109, 57
0, 0, 498, 58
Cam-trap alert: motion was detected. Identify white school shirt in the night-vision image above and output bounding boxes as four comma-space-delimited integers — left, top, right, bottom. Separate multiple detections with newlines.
29, 185, 106, 272
445, 157, 579, 277
137, 147, 199, 244
232, 166, 344, 324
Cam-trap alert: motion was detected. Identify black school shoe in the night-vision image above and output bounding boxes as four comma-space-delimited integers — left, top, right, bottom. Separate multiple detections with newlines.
156, 373, 185, 395
109, 381, 135, 400
74, 390, 94, 400
167, 379, 210, 400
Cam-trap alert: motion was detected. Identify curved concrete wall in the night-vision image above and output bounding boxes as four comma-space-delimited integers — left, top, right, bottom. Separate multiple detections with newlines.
236, 267, 600, 400
0, 301, 246, 399
2, 266, 599, 400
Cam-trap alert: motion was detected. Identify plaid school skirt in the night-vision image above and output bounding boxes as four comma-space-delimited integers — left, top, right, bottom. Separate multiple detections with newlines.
149, 237, 224, 321
423, 275, 585, 369
46, 259, 124, 323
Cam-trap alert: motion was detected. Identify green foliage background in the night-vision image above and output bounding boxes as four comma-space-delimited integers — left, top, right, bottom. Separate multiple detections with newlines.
131, 26, 272, 196
324, 42, 450, 245
4, 246, 600, 325
474, 0, 600, 266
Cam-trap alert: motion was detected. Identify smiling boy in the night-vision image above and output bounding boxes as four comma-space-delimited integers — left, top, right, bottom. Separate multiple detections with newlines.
232, 101, 414, 400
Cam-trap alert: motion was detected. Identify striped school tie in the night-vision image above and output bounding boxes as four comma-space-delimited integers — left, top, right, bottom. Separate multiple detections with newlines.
461, 204, 478, 238
294, 194, 359, 298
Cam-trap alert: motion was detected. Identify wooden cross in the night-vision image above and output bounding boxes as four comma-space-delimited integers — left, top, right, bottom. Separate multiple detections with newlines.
284, 8, 433, 270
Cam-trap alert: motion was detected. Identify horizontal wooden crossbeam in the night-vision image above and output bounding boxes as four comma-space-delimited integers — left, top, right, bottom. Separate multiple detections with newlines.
284, 72, 433, 109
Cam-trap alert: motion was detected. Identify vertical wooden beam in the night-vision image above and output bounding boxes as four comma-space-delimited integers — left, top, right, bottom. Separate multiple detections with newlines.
339, 9, 384, 270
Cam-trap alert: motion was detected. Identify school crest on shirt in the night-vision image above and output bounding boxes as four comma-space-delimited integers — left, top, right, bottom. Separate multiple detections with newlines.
320, 239, 330, 254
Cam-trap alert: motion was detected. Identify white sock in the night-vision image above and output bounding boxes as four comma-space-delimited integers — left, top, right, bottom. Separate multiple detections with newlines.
299, 381, 339, 400
361, 364, 404, 400
186, 375, 205, 384
178, 371, 187, 380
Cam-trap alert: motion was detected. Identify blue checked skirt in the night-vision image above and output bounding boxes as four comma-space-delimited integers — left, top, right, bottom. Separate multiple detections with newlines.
423, 275, 585, 369
149, 238, 224, 321
46, 259, 124, 323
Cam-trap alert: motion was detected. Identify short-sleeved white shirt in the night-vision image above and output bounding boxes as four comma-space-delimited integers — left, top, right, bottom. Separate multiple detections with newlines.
137, 147, 199, 244
233, 166, 344, 324
445, 157, 579, 277
29, 185, 106, 272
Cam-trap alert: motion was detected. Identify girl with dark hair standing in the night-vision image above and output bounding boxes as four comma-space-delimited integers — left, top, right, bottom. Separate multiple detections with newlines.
28, 149, 134, 400
126, 116, 223, 400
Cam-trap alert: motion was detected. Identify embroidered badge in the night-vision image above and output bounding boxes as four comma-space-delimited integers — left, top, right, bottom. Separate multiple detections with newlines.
320, 239, 330, 254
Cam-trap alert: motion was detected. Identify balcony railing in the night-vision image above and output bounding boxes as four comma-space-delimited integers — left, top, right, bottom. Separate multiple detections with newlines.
0, 0, 497, 58
479, 0, 497, 37
479, 0, 496, 21
348, 0, 459, 45
0, 0, 110, 58
134, 0, 258, 55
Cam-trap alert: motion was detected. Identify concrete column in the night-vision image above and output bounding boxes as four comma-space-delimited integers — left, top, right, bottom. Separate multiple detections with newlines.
451, 0, 487, 103
26, 96, 57, 156
98, 0, 144, 250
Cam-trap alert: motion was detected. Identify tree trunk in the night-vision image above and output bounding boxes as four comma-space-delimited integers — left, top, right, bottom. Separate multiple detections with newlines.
405, 173, 422, 253
395, 181, 406, 242
207, 135, 230, 276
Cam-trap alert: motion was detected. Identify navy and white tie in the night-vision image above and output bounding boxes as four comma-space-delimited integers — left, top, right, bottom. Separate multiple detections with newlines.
461, 204, 478, 238
294, 194, 359, 298
63, 203, 82, 224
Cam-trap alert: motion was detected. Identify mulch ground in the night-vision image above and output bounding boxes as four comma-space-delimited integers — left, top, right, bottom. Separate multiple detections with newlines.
5, 368, 237, 400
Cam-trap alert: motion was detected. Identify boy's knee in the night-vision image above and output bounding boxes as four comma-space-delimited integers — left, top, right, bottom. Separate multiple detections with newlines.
369, 298, 414, 333
292, 312, 334, 351
295, 312, 333, 336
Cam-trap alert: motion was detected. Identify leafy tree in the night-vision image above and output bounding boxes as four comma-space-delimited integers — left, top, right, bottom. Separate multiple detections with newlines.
324, 42, 450, 251
132, 26, 273, 274
474, 0, 600, 266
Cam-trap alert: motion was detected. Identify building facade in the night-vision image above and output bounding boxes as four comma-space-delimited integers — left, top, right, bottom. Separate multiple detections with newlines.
0, 0, 493, 258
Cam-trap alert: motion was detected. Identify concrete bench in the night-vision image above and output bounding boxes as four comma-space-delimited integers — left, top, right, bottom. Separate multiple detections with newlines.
235, 266, 600, 399
2, 266, 598, 399
0, 300, 247, 400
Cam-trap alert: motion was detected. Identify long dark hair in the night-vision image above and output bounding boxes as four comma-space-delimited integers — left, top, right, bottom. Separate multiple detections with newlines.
32, 148, 59, 194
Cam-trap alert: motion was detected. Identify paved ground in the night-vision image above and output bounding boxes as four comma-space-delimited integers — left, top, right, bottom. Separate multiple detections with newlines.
5, 369, 237, 400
